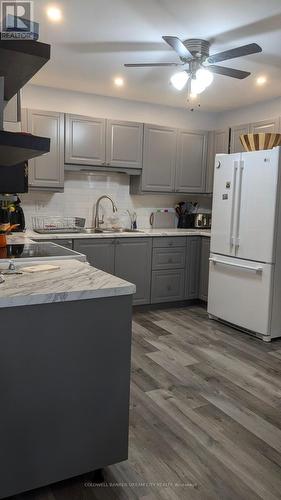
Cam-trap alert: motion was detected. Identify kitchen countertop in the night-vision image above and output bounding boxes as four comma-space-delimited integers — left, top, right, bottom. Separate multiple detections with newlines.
0, 259, 136, 308
22, 228, 211, 240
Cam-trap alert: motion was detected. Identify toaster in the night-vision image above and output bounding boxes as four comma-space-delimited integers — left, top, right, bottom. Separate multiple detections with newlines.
194, 213, 212, 229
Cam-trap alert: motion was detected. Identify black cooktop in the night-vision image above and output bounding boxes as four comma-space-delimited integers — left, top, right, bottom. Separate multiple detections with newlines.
0, 243, 77, 259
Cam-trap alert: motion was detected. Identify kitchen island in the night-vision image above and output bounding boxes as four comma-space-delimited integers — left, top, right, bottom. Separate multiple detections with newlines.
0, 257, 135, 499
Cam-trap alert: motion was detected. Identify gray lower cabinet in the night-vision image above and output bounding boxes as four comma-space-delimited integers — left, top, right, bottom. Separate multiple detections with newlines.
65, 114, 106, 166
151, 269, 185, 303
151, 237, 186, 303
152, 247, 186, 270
73, 238, 152, 305
199, 237, 210, 302
175, 129, 208, 193
115, 238, 152, 305
22, 109, 65, 190
185, 237, 201, 299
73, 239, 115, 274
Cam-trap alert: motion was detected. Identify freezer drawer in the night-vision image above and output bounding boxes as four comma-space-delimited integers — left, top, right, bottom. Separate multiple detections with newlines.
208, 253, 273, 336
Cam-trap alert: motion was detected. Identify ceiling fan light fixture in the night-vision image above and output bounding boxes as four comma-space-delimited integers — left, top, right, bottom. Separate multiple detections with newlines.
191, 77, 206, 95
170, 71, 189, 90
196, 68, 214, 88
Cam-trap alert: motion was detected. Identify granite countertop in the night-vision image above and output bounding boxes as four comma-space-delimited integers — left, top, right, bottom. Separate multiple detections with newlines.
23, 228, 211, 240
0, 259, 136, 308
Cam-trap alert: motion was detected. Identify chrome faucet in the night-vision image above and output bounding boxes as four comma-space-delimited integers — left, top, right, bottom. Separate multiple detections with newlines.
93, 196, 118, 230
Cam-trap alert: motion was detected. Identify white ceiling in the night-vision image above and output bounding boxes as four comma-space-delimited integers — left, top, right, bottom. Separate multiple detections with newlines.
32, 0, 281, 111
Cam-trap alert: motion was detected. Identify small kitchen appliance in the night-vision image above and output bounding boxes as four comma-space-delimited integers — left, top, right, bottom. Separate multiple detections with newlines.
194, 213, 212, 229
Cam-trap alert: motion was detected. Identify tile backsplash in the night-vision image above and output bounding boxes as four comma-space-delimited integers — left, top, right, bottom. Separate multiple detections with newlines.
21, 171, 212, 230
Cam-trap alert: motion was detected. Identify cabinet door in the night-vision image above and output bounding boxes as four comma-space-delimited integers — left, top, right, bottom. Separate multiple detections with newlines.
151, 269, 185, 303
175, 129, 208, 193
199, 237, 210, 302
24, 109, 64, 190
73, 239, 115, 274
65, 114, 106, 165
230, 124, 249, 153
185, 237, 201, 299
249, 118, 280, 134
115, 238, 152, 305
206, 128, 229, 192
106, 120, 143, 169
142, 124, 177, 192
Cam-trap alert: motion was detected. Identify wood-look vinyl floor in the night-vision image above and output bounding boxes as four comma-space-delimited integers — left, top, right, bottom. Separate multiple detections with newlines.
13, 305, 281, 500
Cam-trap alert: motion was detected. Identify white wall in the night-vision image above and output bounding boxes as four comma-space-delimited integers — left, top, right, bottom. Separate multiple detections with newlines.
22, 171, 211, 230
217, 96, 281, 128
22, 84, 217, 130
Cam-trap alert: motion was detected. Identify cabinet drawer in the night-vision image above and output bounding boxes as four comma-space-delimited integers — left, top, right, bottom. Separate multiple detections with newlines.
151, 270, 185, 303
152, 247, 186, 270
153, 236, 186, 248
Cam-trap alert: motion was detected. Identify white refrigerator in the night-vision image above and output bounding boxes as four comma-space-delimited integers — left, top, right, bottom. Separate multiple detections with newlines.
208, 146, 281, 341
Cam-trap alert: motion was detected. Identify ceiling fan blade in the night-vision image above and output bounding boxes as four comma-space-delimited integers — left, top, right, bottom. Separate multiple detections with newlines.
162, 36, 192, 60
124, 62, 184, 67
208, 65, 251, 79
207, 43, 262, 64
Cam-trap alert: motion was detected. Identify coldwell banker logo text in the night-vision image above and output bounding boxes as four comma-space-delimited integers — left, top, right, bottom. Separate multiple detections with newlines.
1, 1, 34, 39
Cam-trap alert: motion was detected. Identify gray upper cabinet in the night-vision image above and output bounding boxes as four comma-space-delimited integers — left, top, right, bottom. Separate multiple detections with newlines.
73, 239, 115, 275
206, 128, 229, 192
23, 109, 64, 190
249, 118, 280, 134
106, 120, 143, 169
4, 93, 21, 123
230, 118, 280, 154
141, 124, 177, 192
115, 238, 152, 305
199, 237, 210, 302
230, 123, 250, 153
175, 129, 208, 193
65, 114, 106, 165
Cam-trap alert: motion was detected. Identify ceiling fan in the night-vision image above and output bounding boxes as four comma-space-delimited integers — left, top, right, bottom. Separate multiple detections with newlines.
124, 37, 262, 95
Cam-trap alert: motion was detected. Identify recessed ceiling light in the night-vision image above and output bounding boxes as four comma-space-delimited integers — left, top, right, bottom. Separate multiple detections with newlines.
46, 6, 62, 22
114, 77, 124, 87
256, 76, 267, 86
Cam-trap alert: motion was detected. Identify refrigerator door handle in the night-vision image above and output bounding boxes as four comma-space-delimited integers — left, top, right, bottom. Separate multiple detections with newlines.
234, 161, 244, 249
230, 162, 239, 247
209, 257, 263, 273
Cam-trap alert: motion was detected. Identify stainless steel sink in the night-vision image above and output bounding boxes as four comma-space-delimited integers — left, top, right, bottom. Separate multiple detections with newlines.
81, 228, 143, 234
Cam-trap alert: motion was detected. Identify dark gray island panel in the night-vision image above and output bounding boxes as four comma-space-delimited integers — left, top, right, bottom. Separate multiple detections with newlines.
0, 295, 132, 499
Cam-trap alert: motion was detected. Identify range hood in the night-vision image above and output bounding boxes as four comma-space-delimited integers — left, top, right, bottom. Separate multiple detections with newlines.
0, 39, 51, 166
